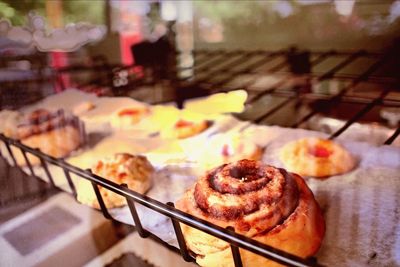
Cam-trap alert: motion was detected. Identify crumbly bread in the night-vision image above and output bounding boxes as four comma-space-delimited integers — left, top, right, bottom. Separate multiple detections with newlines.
77, 153, 154, 209
279, 137, 356, 178
176, 160, 325, 267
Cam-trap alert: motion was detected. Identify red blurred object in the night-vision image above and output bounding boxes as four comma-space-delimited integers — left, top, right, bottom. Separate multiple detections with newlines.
51, 52, 70, 92
308, 145, 332, 158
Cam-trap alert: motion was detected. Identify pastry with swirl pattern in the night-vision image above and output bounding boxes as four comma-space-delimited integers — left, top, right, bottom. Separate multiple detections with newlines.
12, 109, 83, 166
176, 159, 325, 267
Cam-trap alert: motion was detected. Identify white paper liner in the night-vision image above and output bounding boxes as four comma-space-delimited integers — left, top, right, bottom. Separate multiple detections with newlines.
1, 90, 400, 266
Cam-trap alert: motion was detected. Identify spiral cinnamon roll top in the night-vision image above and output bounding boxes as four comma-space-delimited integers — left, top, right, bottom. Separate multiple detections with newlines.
191, 159, 300, 233
177, 159, 325, 266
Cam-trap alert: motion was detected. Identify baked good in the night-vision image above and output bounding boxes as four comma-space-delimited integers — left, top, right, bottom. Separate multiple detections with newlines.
279, 137, 356, 177
77, 153, 154, 209
176, 159, 325, 267
172, 119, 210, 139
12, 109, 83, 166
110, 106, 150, 129
200, 136, 264, 169
73, 101, 96, 116
0, 109, 22, 138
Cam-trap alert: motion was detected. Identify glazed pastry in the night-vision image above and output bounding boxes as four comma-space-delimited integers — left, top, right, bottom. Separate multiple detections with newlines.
279, 137, 356, 177
77, 153, 154, 209
12, 109, 83, 166
110, 106, 150, 128
200, 135, 264, 169
172, 119, 210, 139
176, 159, 325, 267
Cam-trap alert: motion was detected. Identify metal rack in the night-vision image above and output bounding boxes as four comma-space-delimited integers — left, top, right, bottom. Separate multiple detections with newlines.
0, 134, 317, 267
1, 48, 399, 267
171, 48, 400, 145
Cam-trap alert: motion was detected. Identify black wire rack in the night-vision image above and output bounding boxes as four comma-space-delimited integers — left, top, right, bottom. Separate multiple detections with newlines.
0, 133, 318, 267
170, 48, 400, 144
1, 47, 400, 267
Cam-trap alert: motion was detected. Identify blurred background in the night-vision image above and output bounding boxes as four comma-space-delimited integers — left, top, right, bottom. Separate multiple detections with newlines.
1, 0, 399, 103
1, 2, 400, 266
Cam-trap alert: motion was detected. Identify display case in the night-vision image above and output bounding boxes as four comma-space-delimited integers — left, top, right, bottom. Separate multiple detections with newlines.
0, 47, 399, 267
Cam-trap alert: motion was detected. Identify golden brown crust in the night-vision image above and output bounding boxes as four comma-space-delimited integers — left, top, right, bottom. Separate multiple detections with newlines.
10, 109, 82, 166
11, 125, 81, 166
77, 153, 154, 209
176, 160, 325, 267
110, 107, 150, 128
173, 119, 210, 139
279, 137, 356, 178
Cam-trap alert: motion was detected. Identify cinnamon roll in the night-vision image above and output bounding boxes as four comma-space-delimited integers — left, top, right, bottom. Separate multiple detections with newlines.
279, 137, 356, 178
176, 159, 325, 267
12, 109, 83, 166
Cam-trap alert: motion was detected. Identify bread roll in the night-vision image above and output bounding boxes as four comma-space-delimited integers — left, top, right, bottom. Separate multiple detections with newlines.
77, 153, 154, 209
11, 109, 83, 166
176, 159, 325, 267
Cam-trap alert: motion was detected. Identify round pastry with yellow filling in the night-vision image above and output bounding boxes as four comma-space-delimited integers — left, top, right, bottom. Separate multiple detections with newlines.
279, 137, 356, 178
77, 153, 154, 209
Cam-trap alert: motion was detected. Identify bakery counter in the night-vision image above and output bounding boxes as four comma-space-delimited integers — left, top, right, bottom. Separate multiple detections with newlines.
0, 88, 399, 267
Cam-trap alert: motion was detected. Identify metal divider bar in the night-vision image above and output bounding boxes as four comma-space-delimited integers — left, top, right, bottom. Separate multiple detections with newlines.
20, 149, 35, 177
328, 89, 391, 139
63, 169, 77, 198
254, 98, 295, 124
246, 79, 290, 104
384, 127, 400, 145
4, 141, 18, 166
208, 51, 286, 89
191, 52, 212, 66
215, 51, 259, 73
317, 50, 365, 81
87, 169, 112, 220
240, 51, 333, 104
185, 53, 268, 85
198, 51, 259, 81
227, 227, 244, 267
122, 183, 150, 238
291, 53, 391, 128
39, 155, 56, 188
191, 51, 230, 74
192, 50, 224, 67
0, 133, 316, 267
167, 202, 193, 262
